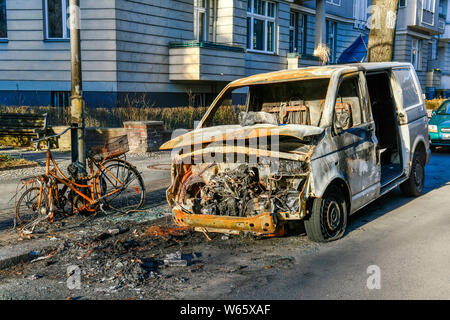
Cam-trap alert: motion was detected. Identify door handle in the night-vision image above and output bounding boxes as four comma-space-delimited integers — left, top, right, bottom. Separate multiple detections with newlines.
376, 148, 387, 165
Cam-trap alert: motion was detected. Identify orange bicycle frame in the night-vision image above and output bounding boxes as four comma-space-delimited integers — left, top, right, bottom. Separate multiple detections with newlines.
43, 148, 125, 214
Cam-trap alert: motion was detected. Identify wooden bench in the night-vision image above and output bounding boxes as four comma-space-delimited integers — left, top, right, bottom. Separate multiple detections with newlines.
0, 113, 48, 150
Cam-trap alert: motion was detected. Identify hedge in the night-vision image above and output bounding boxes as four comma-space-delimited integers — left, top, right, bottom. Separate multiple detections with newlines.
0, 105, 242, 131
425, 99, 446, 111
1, 100, 447, 131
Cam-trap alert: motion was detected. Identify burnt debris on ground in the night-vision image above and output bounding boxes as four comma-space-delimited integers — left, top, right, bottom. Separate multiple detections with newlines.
0, 207, 315, 299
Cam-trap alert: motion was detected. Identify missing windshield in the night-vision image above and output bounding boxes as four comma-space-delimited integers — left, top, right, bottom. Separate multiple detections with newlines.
203, 78, 330, 128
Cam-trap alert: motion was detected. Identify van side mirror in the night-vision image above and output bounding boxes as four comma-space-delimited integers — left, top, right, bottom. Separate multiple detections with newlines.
334, 108, 351, 134
334, 122, 343, 135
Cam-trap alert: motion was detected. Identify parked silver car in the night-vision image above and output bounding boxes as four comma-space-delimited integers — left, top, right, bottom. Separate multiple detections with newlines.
161, 62, 430, 242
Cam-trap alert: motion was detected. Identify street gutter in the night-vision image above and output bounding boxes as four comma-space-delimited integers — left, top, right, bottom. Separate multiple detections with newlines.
0, 239, 57, 270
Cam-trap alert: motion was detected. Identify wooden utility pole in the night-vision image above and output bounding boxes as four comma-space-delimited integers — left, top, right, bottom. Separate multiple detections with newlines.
69, 0, 85, 167
367, 0, 400, 62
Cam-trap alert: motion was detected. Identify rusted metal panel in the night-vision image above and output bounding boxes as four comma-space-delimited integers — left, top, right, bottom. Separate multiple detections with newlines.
173, 210, 279, 235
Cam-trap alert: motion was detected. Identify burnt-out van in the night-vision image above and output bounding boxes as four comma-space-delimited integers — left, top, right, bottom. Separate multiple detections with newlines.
160, 62, 430, 242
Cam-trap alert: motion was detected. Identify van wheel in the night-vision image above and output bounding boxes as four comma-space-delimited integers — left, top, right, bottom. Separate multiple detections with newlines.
304, 185, 347, 242
400, 152, 425, 197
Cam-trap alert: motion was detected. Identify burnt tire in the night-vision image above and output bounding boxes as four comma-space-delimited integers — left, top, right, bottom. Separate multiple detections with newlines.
400, 152, 425, 197
304, 185, 347, 242
15, 187, 48, 227
98, 160, 146, 212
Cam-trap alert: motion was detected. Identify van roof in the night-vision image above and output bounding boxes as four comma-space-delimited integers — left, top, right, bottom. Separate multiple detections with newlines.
229, 62, 412, 87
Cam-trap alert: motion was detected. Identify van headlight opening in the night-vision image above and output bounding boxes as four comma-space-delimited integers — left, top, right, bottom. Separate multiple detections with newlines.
428, 125, 438, 133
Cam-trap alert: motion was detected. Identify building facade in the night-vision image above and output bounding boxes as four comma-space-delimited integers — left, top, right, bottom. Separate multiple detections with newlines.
396, 0, 450, 98
0, 0, 448, 108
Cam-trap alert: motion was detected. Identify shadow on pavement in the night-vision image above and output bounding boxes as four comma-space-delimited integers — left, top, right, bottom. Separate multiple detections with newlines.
0, 216, 13, 232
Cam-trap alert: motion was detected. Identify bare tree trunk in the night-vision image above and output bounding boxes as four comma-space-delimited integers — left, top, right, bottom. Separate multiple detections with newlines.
367, 0, 399, 62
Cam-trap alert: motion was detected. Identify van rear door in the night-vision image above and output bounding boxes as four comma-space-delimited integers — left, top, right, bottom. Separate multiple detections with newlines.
390, 67, 427, 125
390, 66, 428, 176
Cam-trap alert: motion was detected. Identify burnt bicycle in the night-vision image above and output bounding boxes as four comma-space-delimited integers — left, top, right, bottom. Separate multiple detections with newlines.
14, 127, 146, 232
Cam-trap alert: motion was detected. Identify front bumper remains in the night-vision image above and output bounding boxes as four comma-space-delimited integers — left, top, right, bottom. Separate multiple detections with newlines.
173, 209, 285, 236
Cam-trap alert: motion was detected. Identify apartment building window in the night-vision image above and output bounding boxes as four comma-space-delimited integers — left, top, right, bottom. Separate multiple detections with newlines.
326, 0, 341, 6
52, 91, 70, 123
289, 11, 306, 54
431, 39, 438, 60
399, 0, 407, 8
423, 0, 435, 12
439, 0, 446, 17
44, 0, 70, 40
194, 0, 207, 41
411, 38, 422, 70
0, 0, 7, 39
326, 20, 337, 63
289, 12, 297, 53
52, 91, 70, 107
353, 0, 368, 29
247, 0, 276, 53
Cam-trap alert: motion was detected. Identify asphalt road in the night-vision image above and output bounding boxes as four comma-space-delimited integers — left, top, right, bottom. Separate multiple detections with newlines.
0, 149, 449, 300
193, 150, 450, 300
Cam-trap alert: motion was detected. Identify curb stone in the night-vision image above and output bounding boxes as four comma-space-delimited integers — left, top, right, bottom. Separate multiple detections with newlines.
0, 239, 56, 270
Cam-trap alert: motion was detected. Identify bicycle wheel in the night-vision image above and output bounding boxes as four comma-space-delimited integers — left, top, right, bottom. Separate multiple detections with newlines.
98, 160, 145, 212
15, 187, 48, 226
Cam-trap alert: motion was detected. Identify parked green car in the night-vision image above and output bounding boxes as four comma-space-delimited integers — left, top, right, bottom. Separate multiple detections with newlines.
429, 100, 450, 151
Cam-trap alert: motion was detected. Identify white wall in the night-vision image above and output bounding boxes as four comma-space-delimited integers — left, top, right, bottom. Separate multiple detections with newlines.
0, 0, 119, 93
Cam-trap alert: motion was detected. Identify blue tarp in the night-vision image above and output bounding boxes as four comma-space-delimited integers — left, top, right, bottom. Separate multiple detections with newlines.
337, 35, 368, 64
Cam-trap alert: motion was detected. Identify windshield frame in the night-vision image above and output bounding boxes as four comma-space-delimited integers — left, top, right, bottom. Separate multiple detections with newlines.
198, 76, 338, 129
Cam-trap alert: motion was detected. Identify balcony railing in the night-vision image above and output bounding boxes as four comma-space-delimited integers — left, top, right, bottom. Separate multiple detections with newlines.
438, 18, 446, 33
407, 3, 441, 35
426, 68, 441, 88
422, 9, 435, 25
169, 41, 245, 82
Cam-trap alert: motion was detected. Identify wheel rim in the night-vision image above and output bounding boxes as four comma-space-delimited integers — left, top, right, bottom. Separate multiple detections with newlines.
413, 160, 424, 191
16, 187, 46, 225
321, 197, 344, 239
100, 162, 144, 211
326, 200, 341, 231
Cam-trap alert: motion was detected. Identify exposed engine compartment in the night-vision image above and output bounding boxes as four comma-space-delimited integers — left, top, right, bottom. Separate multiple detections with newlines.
170, 159, 310, 221
162, 123, 322, 235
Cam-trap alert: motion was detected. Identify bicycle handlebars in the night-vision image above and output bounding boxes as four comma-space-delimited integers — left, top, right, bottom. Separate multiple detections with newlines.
31, 126, 75, 143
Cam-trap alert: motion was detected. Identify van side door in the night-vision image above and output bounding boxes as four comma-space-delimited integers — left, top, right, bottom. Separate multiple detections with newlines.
332, 72, 380, 212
